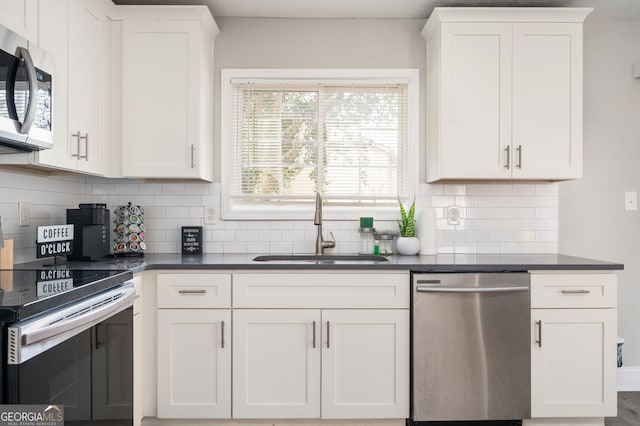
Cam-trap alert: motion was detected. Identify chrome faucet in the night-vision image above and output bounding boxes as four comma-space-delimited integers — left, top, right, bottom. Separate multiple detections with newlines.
314, 192, 336, 255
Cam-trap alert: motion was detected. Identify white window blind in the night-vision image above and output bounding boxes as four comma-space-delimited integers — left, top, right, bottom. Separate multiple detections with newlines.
230, 82, 409, 206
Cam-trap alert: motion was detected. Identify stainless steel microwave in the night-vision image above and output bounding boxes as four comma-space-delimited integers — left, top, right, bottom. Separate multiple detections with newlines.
0, 24, 53, 154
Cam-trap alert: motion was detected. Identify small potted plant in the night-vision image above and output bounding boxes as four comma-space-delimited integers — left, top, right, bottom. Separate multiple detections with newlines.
396, 197, 420, 255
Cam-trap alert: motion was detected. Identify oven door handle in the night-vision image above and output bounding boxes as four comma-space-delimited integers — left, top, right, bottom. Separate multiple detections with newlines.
416, 285, 529, 293
21, 286, 135, 346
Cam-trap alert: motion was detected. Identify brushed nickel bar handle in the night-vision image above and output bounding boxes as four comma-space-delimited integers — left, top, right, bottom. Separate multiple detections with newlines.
79, 133, 89, 160
326, 321, 330, 349
178, 289, 207, 295
516, 145, 522, 169
417, 286, 529, 293
504, 145, 510, 169
71, 132, 81, 157
562, 289, 591, 294
191, 144, 196, 168
536, 320, 542, 347
221, 320, 225, 349
312, 321, 316, 349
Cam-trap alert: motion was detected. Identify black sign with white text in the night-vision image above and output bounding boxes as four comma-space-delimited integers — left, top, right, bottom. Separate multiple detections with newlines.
182, 226, 202, 255
36, 225, 74, 258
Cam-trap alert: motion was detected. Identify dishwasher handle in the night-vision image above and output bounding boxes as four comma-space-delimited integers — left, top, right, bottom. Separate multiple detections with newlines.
416, 285, 529, 293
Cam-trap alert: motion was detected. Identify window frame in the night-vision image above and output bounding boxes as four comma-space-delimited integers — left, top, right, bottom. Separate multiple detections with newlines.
220, 68, 420, 221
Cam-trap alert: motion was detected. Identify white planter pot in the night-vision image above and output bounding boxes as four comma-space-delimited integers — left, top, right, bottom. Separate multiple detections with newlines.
396, 236, 420, 255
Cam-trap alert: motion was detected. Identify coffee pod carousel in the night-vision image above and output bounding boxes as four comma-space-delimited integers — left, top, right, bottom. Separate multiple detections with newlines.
113, 202, 146, 257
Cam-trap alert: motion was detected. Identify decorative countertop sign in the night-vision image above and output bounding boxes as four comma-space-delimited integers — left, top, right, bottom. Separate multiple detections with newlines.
182, 226, 203, 255
37, 225, 74, 258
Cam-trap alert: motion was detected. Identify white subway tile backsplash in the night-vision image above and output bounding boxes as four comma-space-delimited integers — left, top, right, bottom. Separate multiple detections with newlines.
259, 230, 282, 242
161, 183, 186, 194
212, 230, 237, 242
269, 241, 293, 254
246, 241, 269, 253
178, 196, 203, 207
432, 196, 455, 208
166, 207, 190, 218
223, 241, 247, 253
270, 221, 295, 230
205, 241, 224, 253
116, 183, 139, 194
443, 184, 466, 196
0, 170, 560, 261
189, 207, 204, 218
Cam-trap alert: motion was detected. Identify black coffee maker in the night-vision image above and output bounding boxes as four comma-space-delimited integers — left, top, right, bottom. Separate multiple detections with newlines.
66, 203, 111, 261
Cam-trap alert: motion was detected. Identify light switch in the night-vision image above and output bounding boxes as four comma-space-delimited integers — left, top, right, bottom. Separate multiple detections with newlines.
625, 191, 637, 211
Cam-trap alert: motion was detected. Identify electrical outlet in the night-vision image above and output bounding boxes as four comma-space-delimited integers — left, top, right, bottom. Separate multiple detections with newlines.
447, 205, 461, 225
204, 206, 217, 225
625, 191, 638, 211
18, 201, 31, 227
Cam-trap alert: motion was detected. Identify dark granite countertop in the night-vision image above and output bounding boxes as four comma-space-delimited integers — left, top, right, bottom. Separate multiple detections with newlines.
14, 253, 624, 273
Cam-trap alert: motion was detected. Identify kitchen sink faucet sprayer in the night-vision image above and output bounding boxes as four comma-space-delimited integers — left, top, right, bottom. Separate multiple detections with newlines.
314, 192, 336, 255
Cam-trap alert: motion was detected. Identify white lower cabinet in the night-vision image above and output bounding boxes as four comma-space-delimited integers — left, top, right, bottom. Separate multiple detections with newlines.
232, 308, 409, 419
530, 273, 618, 420
153, 271, 409, 421
531, 309, 617, 418
232, 309, 321, 419
322, 309, 410, 419
155, 273, 232, 419
157, 309, 231, 418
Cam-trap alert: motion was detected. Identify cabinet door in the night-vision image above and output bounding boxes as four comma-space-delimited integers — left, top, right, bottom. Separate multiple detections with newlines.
321, 310, 409, 419
157, 309, 230, 418
512, 23, 583, 179
233, 309, 321, 419
438, 23, 512, 179
531, 309, 617, 418
92, 308, 133, 419
35, 0, 75, 170
67, 0, 109, 175
121, 20, 203, 179
0, 0, 37, 41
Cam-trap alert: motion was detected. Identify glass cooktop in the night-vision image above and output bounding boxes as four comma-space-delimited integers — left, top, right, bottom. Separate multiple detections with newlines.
0, 269, 133, 321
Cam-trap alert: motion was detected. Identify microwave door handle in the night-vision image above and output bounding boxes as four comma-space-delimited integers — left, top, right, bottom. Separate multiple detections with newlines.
16, 47, 37, 134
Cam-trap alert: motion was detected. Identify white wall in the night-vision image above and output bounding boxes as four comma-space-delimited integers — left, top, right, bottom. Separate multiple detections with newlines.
559, 16, 640, 365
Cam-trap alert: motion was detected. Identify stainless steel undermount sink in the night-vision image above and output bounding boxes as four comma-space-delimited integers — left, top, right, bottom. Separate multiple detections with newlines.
253, 254, 389, 262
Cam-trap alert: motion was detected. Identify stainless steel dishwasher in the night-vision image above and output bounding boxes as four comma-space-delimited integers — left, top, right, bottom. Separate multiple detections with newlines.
411, 273, 530, 422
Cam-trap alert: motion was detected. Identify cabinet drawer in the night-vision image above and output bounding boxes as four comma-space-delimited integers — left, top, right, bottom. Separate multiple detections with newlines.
157, 273, 231, 308
531, 273, 617, 308
233, 272, 409, 309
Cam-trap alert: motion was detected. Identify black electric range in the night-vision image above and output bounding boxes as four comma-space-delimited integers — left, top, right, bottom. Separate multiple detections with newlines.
0, 268, 133, 321
0, 268, 135, 424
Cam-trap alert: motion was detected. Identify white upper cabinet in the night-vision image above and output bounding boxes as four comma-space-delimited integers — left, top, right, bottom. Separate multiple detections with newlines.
0, 0, 37, 41
114, 7, 218, 180
32, 0, 110, 175
67, 0, 110, 175
423, 8, 591, 182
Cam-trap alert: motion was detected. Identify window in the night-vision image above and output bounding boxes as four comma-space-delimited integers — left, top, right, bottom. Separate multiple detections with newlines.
221, 69, 419, 220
